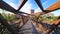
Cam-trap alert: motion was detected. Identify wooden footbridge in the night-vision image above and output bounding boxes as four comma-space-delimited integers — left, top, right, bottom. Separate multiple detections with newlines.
0, 0, 60, 34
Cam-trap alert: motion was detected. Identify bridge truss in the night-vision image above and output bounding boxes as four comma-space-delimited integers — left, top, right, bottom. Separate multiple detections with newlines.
0, 0, 60, 34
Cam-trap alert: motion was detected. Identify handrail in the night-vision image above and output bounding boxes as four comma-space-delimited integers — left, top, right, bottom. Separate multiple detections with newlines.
0, 0, 60, 34
0, 14, 18, 34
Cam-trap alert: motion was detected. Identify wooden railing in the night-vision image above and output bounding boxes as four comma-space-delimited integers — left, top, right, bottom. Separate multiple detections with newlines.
0, 0, 60, 34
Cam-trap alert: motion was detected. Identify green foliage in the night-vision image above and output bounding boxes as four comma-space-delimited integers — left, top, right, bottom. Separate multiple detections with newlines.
0, 10, 19, 34
1, 12, 19, 22
37, 13, 58, 23
2, 12, 9, 21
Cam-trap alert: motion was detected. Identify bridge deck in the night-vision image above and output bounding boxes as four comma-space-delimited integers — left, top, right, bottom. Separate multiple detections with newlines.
19, 20, 41, 34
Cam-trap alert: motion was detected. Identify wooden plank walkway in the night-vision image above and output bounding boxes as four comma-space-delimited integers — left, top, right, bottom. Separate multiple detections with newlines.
19, 19, 42, 34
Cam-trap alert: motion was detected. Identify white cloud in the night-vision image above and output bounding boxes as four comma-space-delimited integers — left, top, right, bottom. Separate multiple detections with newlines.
20, 0, 42, 14
8, 2, 17, 9
9, 0, 42, 14
35, 8, 42, 13
20, 1, 32, 14
0, 2, 16, 14
2, 2, 17, 14
2, 0, 42, 14
4, 11, 14, 14
3, 0, 17, 9
2, 0, 33, 14
0, 9, 3, 13
0, 9, 14, 14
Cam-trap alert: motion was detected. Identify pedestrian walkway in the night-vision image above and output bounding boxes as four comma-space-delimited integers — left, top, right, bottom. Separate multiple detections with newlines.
19, 19, 42, 34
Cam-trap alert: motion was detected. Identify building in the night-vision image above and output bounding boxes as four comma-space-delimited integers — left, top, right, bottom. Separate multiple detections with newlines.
30, 9, 35, 15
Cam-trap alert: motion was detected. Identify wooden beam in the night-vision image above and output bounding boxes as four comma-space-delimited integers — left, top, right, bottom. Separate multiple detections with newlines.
0, 0, 55, 16
0, 0, 19, 14
35, 0, 60, 13
35, 0, 44, 12
46, 0, 60, 11
44, 0, 60, 13
35, 0, 51, 13
17, 0, 28, 10
0, 0, 35, 17
0, 0, 29, 14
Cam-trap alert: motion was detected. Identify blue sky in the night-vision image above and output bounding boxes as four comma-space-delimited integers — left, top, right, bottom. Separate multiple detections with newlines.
1, 0, 60, 16
41, 0, 58, 10
3, 0, 21, 9
51, 9, 60, 16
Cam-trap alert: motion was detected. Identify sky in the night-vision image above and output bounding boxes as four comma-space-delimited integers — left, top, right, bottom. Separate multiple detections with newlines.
40, 0, 58, 10
0, 0, 60, 16
51, 9, 60, 16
